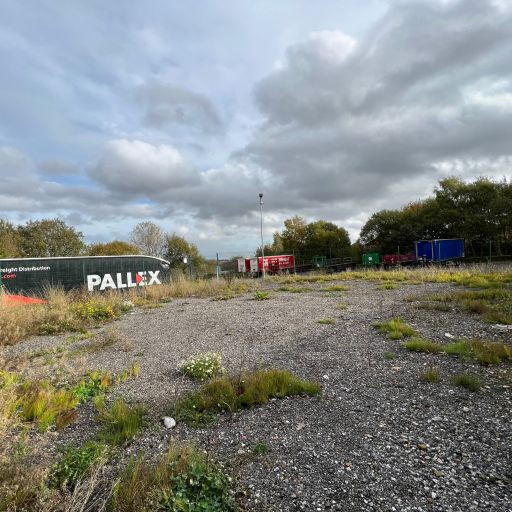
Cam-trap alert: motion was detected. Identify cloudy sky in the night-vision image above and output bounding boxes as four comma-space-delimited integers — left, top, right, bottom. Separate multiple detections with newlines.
1, 0, 511, 257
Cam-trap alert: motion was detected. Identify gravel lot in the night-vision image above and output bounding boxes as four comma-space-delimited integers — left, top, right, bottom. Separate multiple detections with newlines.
4, 278, 512, 511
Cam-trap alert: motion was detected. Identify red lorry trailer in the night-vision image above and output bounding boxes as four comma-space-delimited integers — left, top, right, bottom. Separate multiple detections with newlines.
382, 251, 417, 268
248, 255, 295, 274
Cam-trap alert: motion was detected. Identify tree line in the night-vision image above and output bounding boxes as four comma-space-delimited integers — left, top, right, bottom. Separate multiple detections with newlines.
1, 177, 510, 264
359, 177, 512, 257
0, 219, 208, 272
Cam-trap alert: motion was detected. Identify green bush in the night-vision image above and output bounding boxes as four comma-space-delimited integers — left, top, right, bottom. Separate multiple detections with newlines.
49, 441, 108, 490
111, 444, 237, 512
253, 291, 270, 301
73, 370, 112, 403
180, 353, 223, 381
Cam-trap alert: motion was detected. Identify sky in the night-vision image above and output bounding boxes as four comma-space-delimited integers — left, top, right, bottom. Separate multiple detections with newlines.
0, 0, 511, 258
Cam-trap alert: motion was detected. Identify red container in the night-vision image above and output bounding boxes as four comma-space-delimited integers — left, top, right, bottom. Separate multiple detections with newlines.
383, 252, 416, 265
250, 255, 295, 273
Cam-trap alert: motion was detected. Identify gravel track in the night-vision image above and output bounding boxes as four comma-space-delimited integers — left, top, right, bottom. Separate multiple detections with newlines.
4, 279, 512, 511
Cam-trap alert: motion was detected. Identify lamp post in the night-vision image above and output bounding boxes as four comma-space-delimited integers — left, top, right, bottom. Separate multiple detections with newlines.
259, 193, 265, 279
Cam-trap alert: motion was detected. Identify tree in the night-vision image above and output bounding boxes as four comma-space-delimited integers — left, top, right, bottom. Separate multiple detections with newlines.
0, 220, 21, 258
164, 234, 206, 271
17, 218, 85, 257
130, 222, 165, 257
88, 240, 139, 256
260, 216, 351, 261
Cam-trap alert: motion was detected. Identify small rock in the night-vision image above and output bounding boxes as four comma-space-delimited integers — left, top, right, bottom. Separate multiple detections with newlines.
296, 422, 306, 430
462, 407, 470, 413
163, 417, 176, 429
417, 443, 428, 451
444, 332, 454, 338
323, 374, 329, 380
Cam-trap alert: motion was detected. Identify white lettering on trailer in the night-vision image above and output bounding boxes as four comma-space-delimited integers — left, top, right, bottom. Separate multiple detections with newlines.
87, 274, 102, 291
86, 270, 161, 291
147, 271, 160, 285
100, 274, 116, 291
127, 272, 136, 287
116, 273, 127, 289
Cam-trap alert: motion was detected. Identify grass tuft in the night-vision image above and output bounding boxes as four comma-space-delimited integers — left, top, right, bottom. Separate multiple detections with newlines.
319, 285, 349, 292
96, 397, 145, 445
403, 337, 443, 353
378, 282, 397, 290
384, 351, 396, 360
451, 373, 481, 392
420, 366, 441, 383
318, 317, 335, 325
174, 369, 320, 426
376, 317, 417, 340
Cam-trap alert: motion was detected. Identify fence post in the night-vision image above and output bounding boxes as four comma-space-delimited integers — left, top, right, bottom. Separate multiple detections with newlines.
216, 253, 220, 280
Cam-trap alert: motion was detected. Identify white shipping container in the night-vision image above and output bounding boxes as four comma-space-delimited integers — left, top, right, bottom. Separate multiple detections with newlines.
237, 258, 247, 273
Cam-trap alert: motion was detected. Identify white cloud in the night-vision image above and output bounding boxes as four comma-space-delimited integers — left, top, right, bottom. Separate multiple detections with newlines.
88, 139, 199, 198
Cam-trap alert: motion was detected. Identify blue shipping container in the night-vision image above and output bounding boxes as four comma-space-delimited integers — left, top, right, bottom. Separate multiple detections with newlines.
415, 239, 464, 262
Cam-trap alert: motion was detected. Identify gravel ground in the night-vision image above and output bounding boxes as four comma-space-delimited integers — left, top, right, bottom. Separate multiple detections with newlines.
4, 279, 512, 511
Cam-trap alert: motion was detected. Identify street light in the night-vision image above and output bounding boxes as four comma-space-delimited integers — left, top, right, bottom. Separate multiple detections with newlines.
259, 193, 265, 279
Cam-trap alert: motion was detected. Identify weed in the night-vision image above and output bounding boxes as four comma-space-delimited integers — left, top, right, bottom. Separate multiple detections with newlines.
451, 373, 481, 392
180, 352, 223, 381
174, 369, 320, 426
96, 397, 145, 445
444, 340, 473, 359
111, 444, 237, 512
73, 370, 112, 403
318, 318, 335, 325
378, 282, 397, 290
49, 441, 108, 490
252, 442, 268, 455
319, 285, 349, 292
278, 286, 310, 293
471, 340, 512, 365
335, 302, 348, 310
384, 351, 396, 360
376, 317, 417, 340
445, 339, 511, 365
253, 291, 270, 301
420, 367, 441, 383
403, 337, 443, 353
18, 380, 79, 431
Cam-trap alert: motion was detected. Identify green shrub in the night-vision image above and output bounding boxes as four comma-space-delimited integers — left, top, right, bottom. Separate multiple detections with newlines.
174, 369, 320, 426
377, 317, 417, 340
73, 370, 112, 403
253, 291, 270, 301
403, 337, 443, 353
451, 373, 481, 392
49, 441, 108, 490
384, 351, 396, 360
180, 353, 223, 381
96, 398, 145, 445
111, 444, 237, 512
252, 442, 268, 455
444, 340, 472, 358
